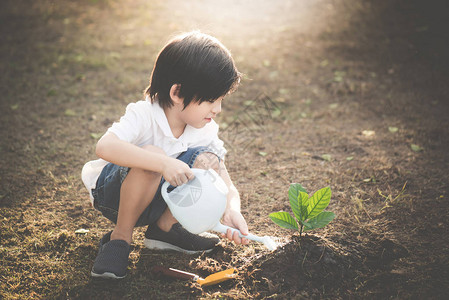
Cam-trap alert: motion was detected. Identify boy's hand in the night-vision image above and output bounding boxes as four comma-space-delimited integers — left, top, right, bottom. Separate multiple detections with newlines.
162, 157, 194, 186
221, 209, 249, 245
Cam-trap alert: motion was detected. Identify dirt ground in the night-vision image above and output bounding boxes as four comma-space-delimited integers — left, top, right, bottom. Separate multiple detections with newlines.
1, 0, 448, 298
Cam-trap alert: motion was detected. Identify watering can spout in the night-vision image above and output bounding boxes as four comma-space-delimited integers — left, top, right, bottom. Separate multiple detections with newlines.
212, 222, 278, 251
212, 222, 228, 233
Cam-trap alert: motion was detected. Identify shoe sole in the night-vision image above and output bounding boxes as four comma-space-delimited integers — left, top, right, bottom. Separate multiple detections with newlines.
144, 238, 213, 254
91, 270, 126, 279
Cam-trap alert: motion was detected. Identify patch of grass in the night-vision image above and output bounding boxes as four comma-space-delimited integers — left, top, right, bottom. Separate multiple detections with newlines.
378, 182, 409, 210
351, 194, 372, 221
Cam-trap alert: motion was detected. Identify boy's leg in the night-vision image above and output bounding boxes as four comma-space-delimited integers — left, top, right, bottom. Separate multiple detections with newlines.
110, 145, 165, 244
92, 145, 164, 278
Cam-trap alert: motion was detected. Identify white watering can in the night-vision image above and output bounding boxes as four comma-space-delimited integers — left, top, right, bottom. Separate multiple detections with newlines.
161, 168, 277, 250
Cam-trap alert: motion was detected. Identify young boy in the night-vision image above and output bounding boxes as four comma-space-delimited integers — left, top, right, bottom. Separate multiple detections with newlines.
81, 31, 249, 279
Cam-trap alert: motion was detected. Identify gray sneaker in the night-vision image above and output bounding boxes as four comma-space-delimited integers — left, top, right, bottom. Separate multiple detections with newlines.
91, 232, 130, 279
144, 223, 219, 254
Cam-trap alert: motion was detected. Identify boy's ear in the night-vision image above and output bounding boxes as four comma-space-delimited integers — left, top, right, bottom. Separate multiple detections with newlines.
169, 84, 183, 105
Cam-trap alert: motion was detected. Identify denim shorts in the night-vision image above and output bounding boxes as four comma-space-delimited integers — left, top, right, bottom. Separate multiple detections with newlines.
91, 146, 220, 227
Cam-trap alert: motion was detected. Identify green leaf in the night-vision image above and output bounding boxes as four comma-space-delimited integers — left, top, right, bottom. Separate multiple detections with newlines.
64, 109, 76, 116
320, 59, 329, 67
333, 71, 345, 82
269, 212, 298, 230
289, 183, 307, 220
411, 144, 423, 152
90, 133, 102, 139
271, 108, 281, 118
279, 88, 290, 95
47, 88, 57, 96
289, 183, 307, 198
321, 154, 332, 161
302, 221, 313, 231
303, 211, 336, 231
329, 103, 339, 109
297, 192, 309, 222
388, 126, 398, 133
362, 130, 375, 137
307, 187, 332, 219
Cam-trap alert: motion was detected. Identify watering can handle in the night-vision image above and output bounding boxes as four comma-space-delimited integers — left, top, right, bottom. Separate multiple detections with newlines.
161, 181, 171, 202
160, 169, 202, 202
212, 222, 264, 243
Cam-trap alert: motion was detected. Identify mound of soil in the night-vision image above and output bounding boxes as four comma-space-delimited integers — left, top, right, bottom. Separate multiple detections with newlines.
187, 232, 410, 298
242, 235, 358, 298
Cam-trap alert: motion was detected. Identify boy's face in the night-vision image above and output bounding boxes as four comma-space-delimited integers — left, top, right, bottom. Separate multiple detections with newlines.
180, 96, 223, 128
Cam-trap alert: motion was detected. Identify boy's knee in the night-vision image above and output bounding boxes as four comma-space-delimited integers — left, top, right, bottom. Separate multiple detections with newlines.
193, 152, 220, 173
128, 166, 161, 180
127, 145, 165, 178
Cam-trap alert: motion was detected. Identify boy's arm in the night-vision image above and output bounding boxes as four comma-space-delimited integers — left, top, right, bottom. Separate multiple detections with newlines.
218, 160, 249, 245
96, 132, 193, 186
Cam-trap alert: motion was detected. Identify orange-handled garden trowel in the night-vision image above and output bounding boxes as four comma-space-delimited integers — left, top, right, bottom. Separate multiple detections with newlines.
151, 266, 237, 286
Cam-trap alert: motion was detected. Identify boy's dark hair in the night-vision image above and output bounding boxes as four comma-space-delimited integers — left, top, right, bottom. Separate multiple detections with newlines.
144, 31, 241, 109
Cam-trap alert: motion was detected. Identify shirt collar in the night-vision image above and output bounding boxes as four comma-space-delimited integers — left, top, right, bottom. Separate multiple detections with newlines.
150, 98, 175, 138
148, 97, 199, 141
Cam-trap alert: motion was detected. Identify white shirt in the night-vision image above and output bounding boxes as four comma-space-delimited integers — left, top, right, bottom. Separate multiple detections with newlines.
81, 98, 226, 203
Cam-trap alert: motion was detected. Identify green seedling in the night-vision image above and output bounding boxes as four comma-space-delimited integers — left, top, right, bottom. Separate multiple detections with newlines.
269, 183, 336, 237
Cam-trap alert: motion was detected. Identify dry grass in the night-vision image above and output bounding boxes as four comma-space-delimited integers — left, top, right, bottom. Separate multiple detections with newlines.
1, 0, 448, 299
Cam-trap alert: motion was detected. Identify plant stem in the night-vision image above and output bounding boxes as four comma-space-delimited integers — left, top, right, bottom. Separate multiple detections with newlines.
299, 224, 303, 237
